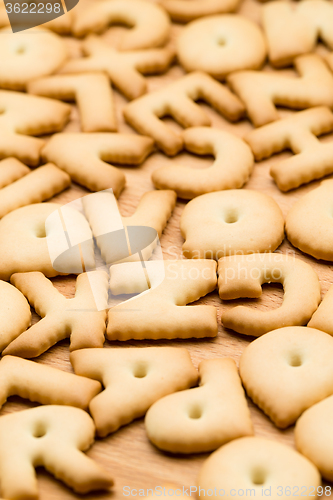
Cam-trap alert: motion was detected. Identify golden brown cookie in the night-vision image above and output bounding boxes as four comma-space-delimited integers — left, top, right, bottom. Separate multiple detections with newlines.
180, 190, 284, 259
240, 326, 333, 428
152, 127, 254, 199
145, 358, 253, 453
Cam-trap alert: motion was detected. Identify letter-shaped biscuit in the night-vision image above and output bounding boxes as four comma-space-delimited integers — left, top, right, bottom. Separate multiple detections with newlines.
198, 437, 321, 500
246, 107, 333, 191
83, 190, 176, 264
218, 254, 321, 337
239, 326, 333, 428
161, 0, 241, 22
0, 406, 113, 499
0, 160, 71, 219
308, 284, 333, 336
73, 0, 170, 49
177, 15, 267, 78
124, 72, 245, 155
286, 179, 333, 261
0, 280, 31, 353
295, 396, 333, 482
28, 73, 117, 133
180, 190, 284, 260
152, 127, 253, 199
71, 347, 198, 437
228, 54, 333, 127
263, 0, 333, 67
0, 90, 70, 166
0, 356, 101, 410
60, 36, 175, 101
42, 133, 154, 195
107, 260, 218, 340
145, 358, 253, 454
0, 27, 67, 90
0, 203, 95, 280
3, 271, 109, 358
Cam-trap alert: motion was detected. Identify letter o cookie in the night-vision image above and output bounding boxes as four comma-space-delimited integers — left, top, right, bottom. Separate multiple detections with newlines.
177, 15, 267, 79
295, 396, 333, 482
0, 28, 67, 90
286, 179, 333, 261
180, 190, 284, 260
197, 437, 321, 500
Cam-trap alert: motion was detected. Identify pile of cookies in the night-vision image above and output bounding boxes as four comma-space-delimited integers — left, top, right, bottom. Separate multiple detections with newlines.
0, 0, 333, 498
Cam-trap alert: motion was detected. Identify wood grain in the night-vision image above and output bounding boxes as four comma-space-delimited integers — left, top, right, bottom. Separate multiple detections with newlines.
1, 1, 333, 498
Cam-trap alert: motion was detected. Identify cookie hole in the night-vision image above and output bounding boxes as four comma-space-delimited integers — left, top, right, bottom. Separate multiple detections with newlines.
133, 363, 148, 378
224, 210, 239, 224
288, 353, 303, 367
35, 225, 46, 238
251, 468, 266, 485
188, 405, 203, 419
33, 423, 47, 439
216, 36, 226, 47
15, 46, 26, 54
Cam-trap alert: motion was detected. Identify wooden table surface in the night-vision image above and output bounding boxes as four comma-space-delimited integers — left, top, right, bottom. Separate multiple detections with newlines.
2, 0, 333, 498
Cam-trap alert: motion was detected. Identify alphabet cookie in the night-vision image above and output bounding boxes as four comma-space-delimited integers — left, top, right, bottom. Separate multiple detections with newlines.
28, 73, 117, 133
0, 27, 67, 90
107, 260, 218, 340
295, 395, 333, 482
228, 54, 333, 127
60, 36, 175, 101
263, 0, 333, 67
180, 190, 284, 260
177, 15, 267, 79
0, 280, 31, 353
161, 0, 241, 22
239, 327, 333, 428
0, 355, 101, 410
0, 203, 95, 280
73, 0, 170, 49
285, 180, 333, 261
218, 254, 321, 337
0, 161, 71, 219
71, 347, 198, 437
197, 437, 321, 500
308, 284, 333, 336
145, 358, 253, 454
124, 71, 245, 155
83, 189, 176, 264
42, 132, 154, 195
0, 406, 113, 499
0, 156, 30, 188
152, 127, 254, 199
3, 271, 108, 358
246, 107, 333, 191
0, 90, 70, 166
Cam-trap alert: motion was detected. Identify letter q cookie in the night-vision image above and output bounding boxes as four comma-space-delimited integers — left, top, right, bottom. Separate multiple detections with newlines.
240, 327, 333, 428
286, 180, 333, 261
180, 190, 284, 260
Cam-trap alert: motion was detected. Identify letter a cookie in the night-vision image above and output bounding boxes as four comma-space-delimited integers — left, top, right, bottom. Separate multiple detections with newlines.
145, 358, 253, 453
71, 347, 198, 437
